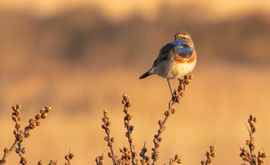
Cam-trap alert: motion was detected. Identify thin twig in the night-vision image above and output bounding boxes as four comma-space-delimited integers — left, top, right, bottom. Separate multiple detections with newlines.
168, 154, 182, 165
0, 140, 19, 164
95, 154, 104, 165
122, 94, 138, 164
48, 160, 57, 165
201, 146, 216, 165
101, 111, 118, 165
0, 105, 51, 165
151, 74, 193, 165
240, 114, 266, 165
139, 142, 150, 165
16, 141, 27, 165
64, 151, 75, 165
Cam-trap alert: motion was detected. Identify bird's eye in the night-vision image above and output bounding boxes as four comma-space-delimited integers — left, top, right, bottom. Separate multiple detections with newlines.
182, 37, 188, 42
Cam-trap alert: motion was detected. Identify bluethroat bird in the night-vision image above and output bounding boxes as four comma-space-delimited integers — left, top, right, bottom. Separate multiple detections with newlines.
139, 31, 197, 96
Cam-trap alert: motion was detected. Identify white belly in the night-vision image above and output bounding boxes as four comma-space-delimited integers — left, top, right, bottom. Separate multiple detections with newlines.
167, 61, 196, 79
153, 59, 196, 79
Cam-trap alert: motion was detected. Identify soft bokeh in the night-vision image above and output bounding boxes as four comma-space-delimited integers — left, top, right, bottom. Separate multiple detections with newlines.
0, 1, 270, 164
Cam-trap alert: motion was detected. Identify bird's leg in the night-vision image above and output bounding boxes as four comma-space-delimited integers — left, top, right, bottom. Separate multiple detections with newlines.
167, 79, 175, 100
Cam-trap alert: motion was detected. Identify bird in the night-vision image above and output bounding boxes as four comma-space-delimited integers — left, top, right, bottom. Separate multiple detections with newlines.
139, 31, 197, 96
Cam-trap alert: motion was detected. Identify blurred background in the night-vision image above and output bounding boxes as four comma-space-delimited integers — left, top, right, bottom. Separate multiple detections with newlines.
1, 0, 270, 164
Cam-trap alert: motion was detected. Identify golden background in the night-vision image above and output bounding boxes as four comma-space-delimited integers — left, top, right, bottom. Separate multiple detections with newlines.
0, 0, 270, 164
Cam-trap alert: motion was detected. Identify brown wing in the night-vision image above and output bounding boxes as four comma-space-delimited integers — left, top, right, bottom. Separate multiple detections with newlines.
153, 43, 174, 67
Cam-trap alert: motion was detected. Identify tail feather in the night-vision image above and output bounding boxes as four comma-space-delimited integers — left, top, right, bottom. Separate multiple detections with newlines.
139, 69, 154, 79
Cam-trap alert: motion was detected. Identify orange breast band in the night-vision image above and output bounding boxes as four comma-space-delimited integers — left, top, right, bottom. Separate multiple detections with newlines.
174, 53, 196, 64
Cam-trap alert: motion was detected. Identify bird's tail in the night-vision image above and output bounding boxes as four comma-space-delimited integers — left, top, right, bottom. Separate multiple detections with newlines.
139, 68, 154, 79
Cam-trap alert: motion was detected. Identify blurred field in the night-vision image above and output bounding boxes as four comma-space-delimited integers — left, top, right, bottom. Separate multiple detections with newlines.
1, 1, 270, 165
1, 64, 270, 164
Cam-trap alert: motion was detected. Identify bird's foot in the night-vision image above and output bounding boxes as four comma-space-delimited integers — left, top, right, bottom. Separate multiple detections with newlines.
171, 93, 179, 102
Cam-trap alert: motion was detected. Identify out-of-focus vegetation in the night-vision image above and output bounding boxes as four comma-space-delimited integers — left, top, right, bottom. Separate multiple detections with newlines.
0, 3, 270, 164
1, 4, 270, 114
0, 4, 270, 67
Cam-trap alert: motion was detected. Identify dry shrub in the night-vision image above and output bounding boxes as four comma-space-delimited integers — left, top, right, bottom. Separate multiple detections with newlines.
97, 74, 216, 165
0, 75, 267, 165
240, 114, 266, 165
0, 105, 74, 165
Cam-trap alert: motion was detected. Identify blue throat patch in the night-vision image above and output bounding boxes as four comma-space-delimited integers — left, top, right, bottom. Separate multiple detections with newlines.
171, 38, 193, 57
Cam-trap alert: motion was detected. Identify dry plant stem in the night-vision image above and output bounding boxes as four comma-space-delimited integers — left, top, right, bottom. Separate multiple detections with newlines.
16, 141, 27, 165
247, 115, 256, 165
240, 114, 266, 165
101, 111, 118, 165
48, 160, 58, 165
201, 146, 216, 165
106, 126, 117, 165
0, 104, 22, 164
0, 105, 51, 165
139, 143, 150, 165
168, 154, 182, 165
247, 128, 256, 165
95, 154, 104, 165
122, 94, 138, 165
0, 140, 18, 164
64, 151, 75, 165
151, 74, 192, 165
37, 160, 43, 165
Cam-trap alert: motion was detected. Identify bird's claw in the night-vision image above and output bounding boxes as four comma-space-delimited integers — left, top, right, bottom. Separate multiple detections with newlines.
171, 94, 179, 102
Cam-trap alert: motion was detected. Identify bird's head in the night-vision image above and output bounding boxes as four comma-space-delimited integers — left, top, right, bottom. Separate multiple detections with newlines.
174, 31, 194, 48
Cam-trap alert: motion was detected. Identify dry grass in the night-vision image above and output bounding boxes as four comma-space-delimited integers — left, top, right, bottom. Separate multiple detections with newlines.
0, 66, 269, 164
96, 74, 216, 165
0, 105, 74, 165
96, 75, 211, 165
240, 114, 266, 165
0, 74, 213, 165
1, 73, 267, 165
